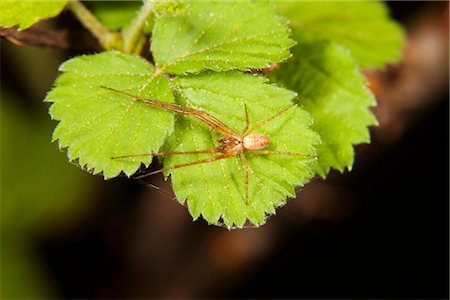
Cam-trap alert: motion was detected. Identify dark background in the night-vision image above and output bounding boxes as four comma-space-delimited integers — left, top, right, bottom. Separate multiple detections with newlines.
228, 97, 449, 299
1, 1, 448, 299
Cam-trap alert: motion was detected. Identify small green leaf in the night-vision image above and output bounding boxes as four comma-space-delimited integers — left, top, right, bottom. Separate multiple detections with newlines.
276, 1, 405, 69
157, 71, 320, 228
0, 0, 68, 30
272, 42, 377, 177
152, 1, 295, 74
45, 51, 175, 179
88, 1, 160, 34
88, 1, 145, 31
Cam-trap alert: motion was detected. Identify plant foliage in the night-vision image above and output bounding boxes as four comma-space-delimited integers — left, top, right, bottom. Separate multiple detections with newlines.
166, 71, 319, 227
45, 51, 175, 179
0, 0, 405, 227
272, 42, 377, 176
271, 1, 404, 176
0, 0, 68, 30
152, 1, 295, 74
276, 1, 405, 69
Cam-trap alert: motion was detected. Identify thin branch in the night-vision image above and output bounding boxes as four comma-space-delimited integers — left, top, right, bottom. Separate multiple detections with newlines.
122, 0, 154, 54
0, 26, 100, 51
67, 0, 121, 50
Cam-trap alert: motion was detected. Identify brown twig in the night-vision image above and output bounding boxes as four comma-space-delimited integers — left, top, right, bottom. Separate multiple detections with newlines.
0, 26, 100, 51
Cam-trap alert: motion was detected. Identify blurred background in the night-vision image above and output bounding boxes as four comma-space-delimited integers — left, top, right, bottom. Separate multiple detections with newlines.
1, 1, 448, 299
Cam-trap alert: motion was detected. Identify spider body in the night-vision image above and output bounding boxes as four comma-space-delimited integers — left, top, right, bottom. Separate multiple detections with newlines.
242, 133, 270, 150
217, 133, 270, 156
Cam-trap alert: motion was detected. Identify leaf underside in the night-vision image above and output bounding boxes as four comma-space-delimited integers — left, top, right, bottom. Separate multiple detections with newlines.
45, 51, 175, 179
41, 0, 405, 228
271, 1, 404, 176
276, 1, 405, 69
272, 42, 377, 177
0, 0, 68, 30
152, 0, 295, 74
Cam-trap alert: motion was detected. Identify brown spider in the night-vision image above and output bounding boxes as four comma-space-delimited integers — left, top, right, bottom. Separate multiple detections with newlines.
101, 86, 312, 203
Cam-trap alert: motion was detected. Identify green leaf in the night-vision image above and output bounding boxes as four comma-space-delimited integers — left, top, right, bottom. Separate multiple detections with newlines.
44, 51, 175, 179
156, 71, 320, 228
0, 0, 68, 30
88, 1, 144, 30
276, 1, 405, 69
152, 1, 295, 74
272, 42, 377, 177
88, 1, 156, 34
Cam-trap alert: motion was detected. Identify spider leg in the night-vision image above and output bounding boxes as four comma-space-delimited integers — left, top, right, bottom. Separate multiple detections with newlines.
111, 149, 222, 159
239, 151, 249, 204
248, 150, 316, 157
101, 86, 238, 138
133, 154, 232, 179
244, 102, 297, 135
241, 103, 250, 135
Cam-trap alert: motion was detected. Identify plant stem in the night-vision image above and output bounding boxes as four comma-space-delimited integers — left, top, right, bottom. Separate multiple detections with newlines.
67, 0, 121, 50
0, 27, 100, 51
122, 0, 154, 54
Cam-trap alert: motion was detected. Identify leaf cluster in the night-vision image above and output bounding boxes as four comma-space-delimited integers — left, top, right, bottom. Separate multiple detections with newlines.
1, 1, 404, 227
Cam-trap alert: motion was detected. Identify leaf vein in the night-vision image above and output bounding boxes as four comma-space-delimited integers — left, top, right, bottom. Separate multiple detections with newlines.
160, 31, 286, 71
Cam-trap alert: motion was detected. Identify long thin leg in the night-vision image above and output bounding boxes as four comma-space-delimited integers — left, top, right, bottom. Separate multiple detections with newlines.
137, 179, 177, 201
112, 148, 222, 159
134, 154, 231, 179
248, 150, 316, 157
241, 103, 250, 135
244, 103, 297, 135
239, 151, 250, 204
101, 86, 238, 138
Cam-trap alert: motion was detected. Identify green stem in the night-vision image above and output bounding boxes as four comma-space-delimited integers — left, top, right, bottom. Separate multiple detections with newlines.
67, 0, 121, 50
122, 0, 155, 54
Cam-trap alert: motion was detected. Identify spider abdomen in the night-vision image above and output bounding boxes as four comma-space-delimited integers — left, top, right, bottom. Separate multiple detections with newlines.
243, 134, 270, 150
